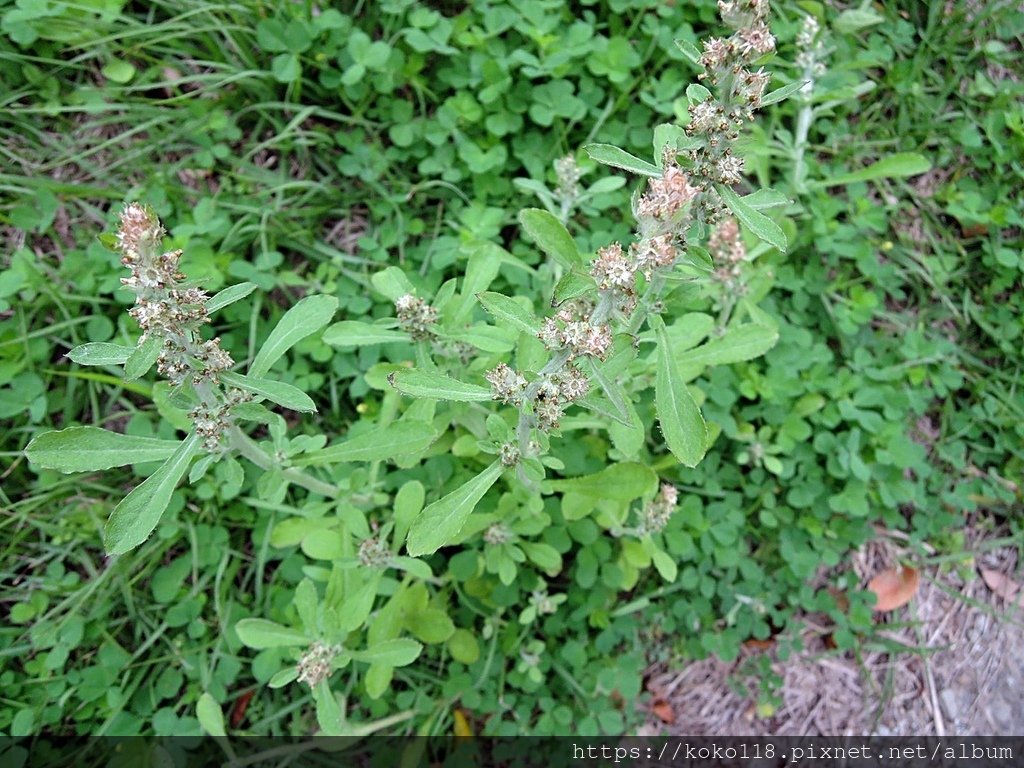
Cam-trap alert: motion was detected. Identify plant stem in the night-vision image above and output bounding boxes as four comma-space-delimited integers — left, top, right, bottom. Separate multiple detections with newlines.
228, 426, 338, 498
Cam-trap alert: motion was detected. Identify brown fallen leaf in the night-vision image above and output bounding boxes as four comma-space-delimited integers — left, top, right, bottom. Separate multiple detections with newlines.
650, 698, 676, 724
868, 565, 920, 611
980, 568, 1024, 608
742, 638, 775, 651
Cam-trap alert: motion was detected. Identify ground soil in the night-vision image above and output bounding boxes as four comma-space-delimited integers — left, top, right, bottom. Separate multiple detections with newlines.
643, 521, 1024, 736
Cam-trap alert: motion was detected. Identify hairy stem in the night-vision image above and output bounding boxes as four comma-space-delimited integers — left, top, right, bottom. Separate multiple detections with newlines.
228, 426, 338, 498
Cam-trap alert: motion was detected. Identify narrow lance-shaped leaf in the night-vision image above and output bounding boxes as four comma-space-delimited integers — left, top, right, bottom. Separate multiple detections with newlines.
407, 461, 503, 556
293, 421, 437, 466
716, 185, 788, 253
816, 153, 932, 188
583, 143, 661, 177
66, 343, 133, 366
206, 282, 257, 313
760, 80, 808, 107
235, 618, 309, 649
124, 334, 163, 381
351, 638, 423, 667
388, 370, 492, 402
654, 319, 708, 467
220, 371, 316, 413
477, 292, 540, 335
322, 321, 410, 348
26, 426, 181, 472
104, 432, 202, 555
518, 209, 581, 270
249, 295, 338, 377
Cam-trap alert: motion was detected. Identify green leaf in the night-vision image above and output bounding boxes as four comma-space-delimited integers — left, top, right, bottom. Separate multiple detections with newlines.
196, 694, 226, 737
834, 6, 884, 33
655, 319, 708, 467
206, 282, 257, 313
234, 618, 309, 649
393, 480, 425, 548
26, 426, 180, 472
220, 371, 316, 413
552, 270, 597, 306
448, 629, 480, 665
652, 549, 678, 582
582, 144, 660, 177
678, 323, 779, 374
518, 209, 581, 270
743, 188, 791, 210
104, 432, 201, 555
407, 461, 503, 556
545, 462, 657, 501
249, 295, 338, 377
477, 292, 540, 335
66, 342, 133, 366
760, 80, 807, 107
717, 185, 788, 253
388, 370, 492, 401
293, 421, 437, 466
371, 267, 415, 301
314, 681, 345, 735
352, 638, 423, 667
674, 38, 702, 65
817, 153, 932, 188
102, 59, 136, 83
322, 321, 410, 348
124, 334, 163, 381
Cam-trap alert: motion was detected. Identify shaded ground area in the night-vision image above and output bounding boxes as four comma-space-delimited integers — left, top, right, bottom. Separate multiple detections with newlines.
644, 519, 1023, 735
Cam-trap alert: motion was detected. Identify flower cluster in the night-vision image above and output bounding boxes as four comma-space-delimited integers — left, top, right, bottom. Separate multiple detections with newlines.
116, 204, 247, 451
117, 204, 235, 387
639, 483, 680, 536
554, 155, 581, 202
296, 641, 342, 688
796, 14, 826, 89
358, 536, 392, 569
537, 302, 613, 361
682, 0, 777, 195
395, 294, 438, 341
484, 359, 591, 433
636, 164, 701, 221
708, 217, 747, 287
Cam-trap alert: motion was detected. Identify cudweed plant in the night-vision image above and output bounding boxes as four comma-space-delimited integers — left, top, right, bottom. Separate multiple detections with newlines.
24, 0, 801, 735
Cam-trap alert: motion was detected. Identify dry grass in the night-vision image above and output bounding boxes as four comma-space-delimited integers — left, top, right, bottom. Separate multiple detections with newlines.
643, 517, 1024, 736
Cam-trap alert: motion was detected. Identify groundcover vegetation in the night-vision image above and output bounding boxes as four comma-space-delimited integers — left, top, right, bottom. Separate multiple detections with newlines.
2, 0, 1022, 738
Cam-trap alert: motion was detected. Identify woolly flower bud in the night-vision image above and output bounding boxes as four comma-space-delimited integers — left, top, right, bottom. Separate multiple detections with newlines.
637, 166, 700, 221
555, 155, 581, 199
297, 642, 341, 688
484, 523, 513, 545
117, 203, 164, 258
358, 537, 391, 569
740, 68, 771, 107
555, 366, 590, 402
641, 483, 679, 535
700, 37, 731, 70
395, 294, 438, 341
534, 397, 564, 432
631, 235, 677, 279
715, 155, 745, 185
189, 402, 232, 451
688, 100, 720, 134
499, 442, 520, 467
738, 24, 775, 57
485, 363, 527, 405
797, 15, 820, 49
590, 242, 635, 291
709, 218, 745, 263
